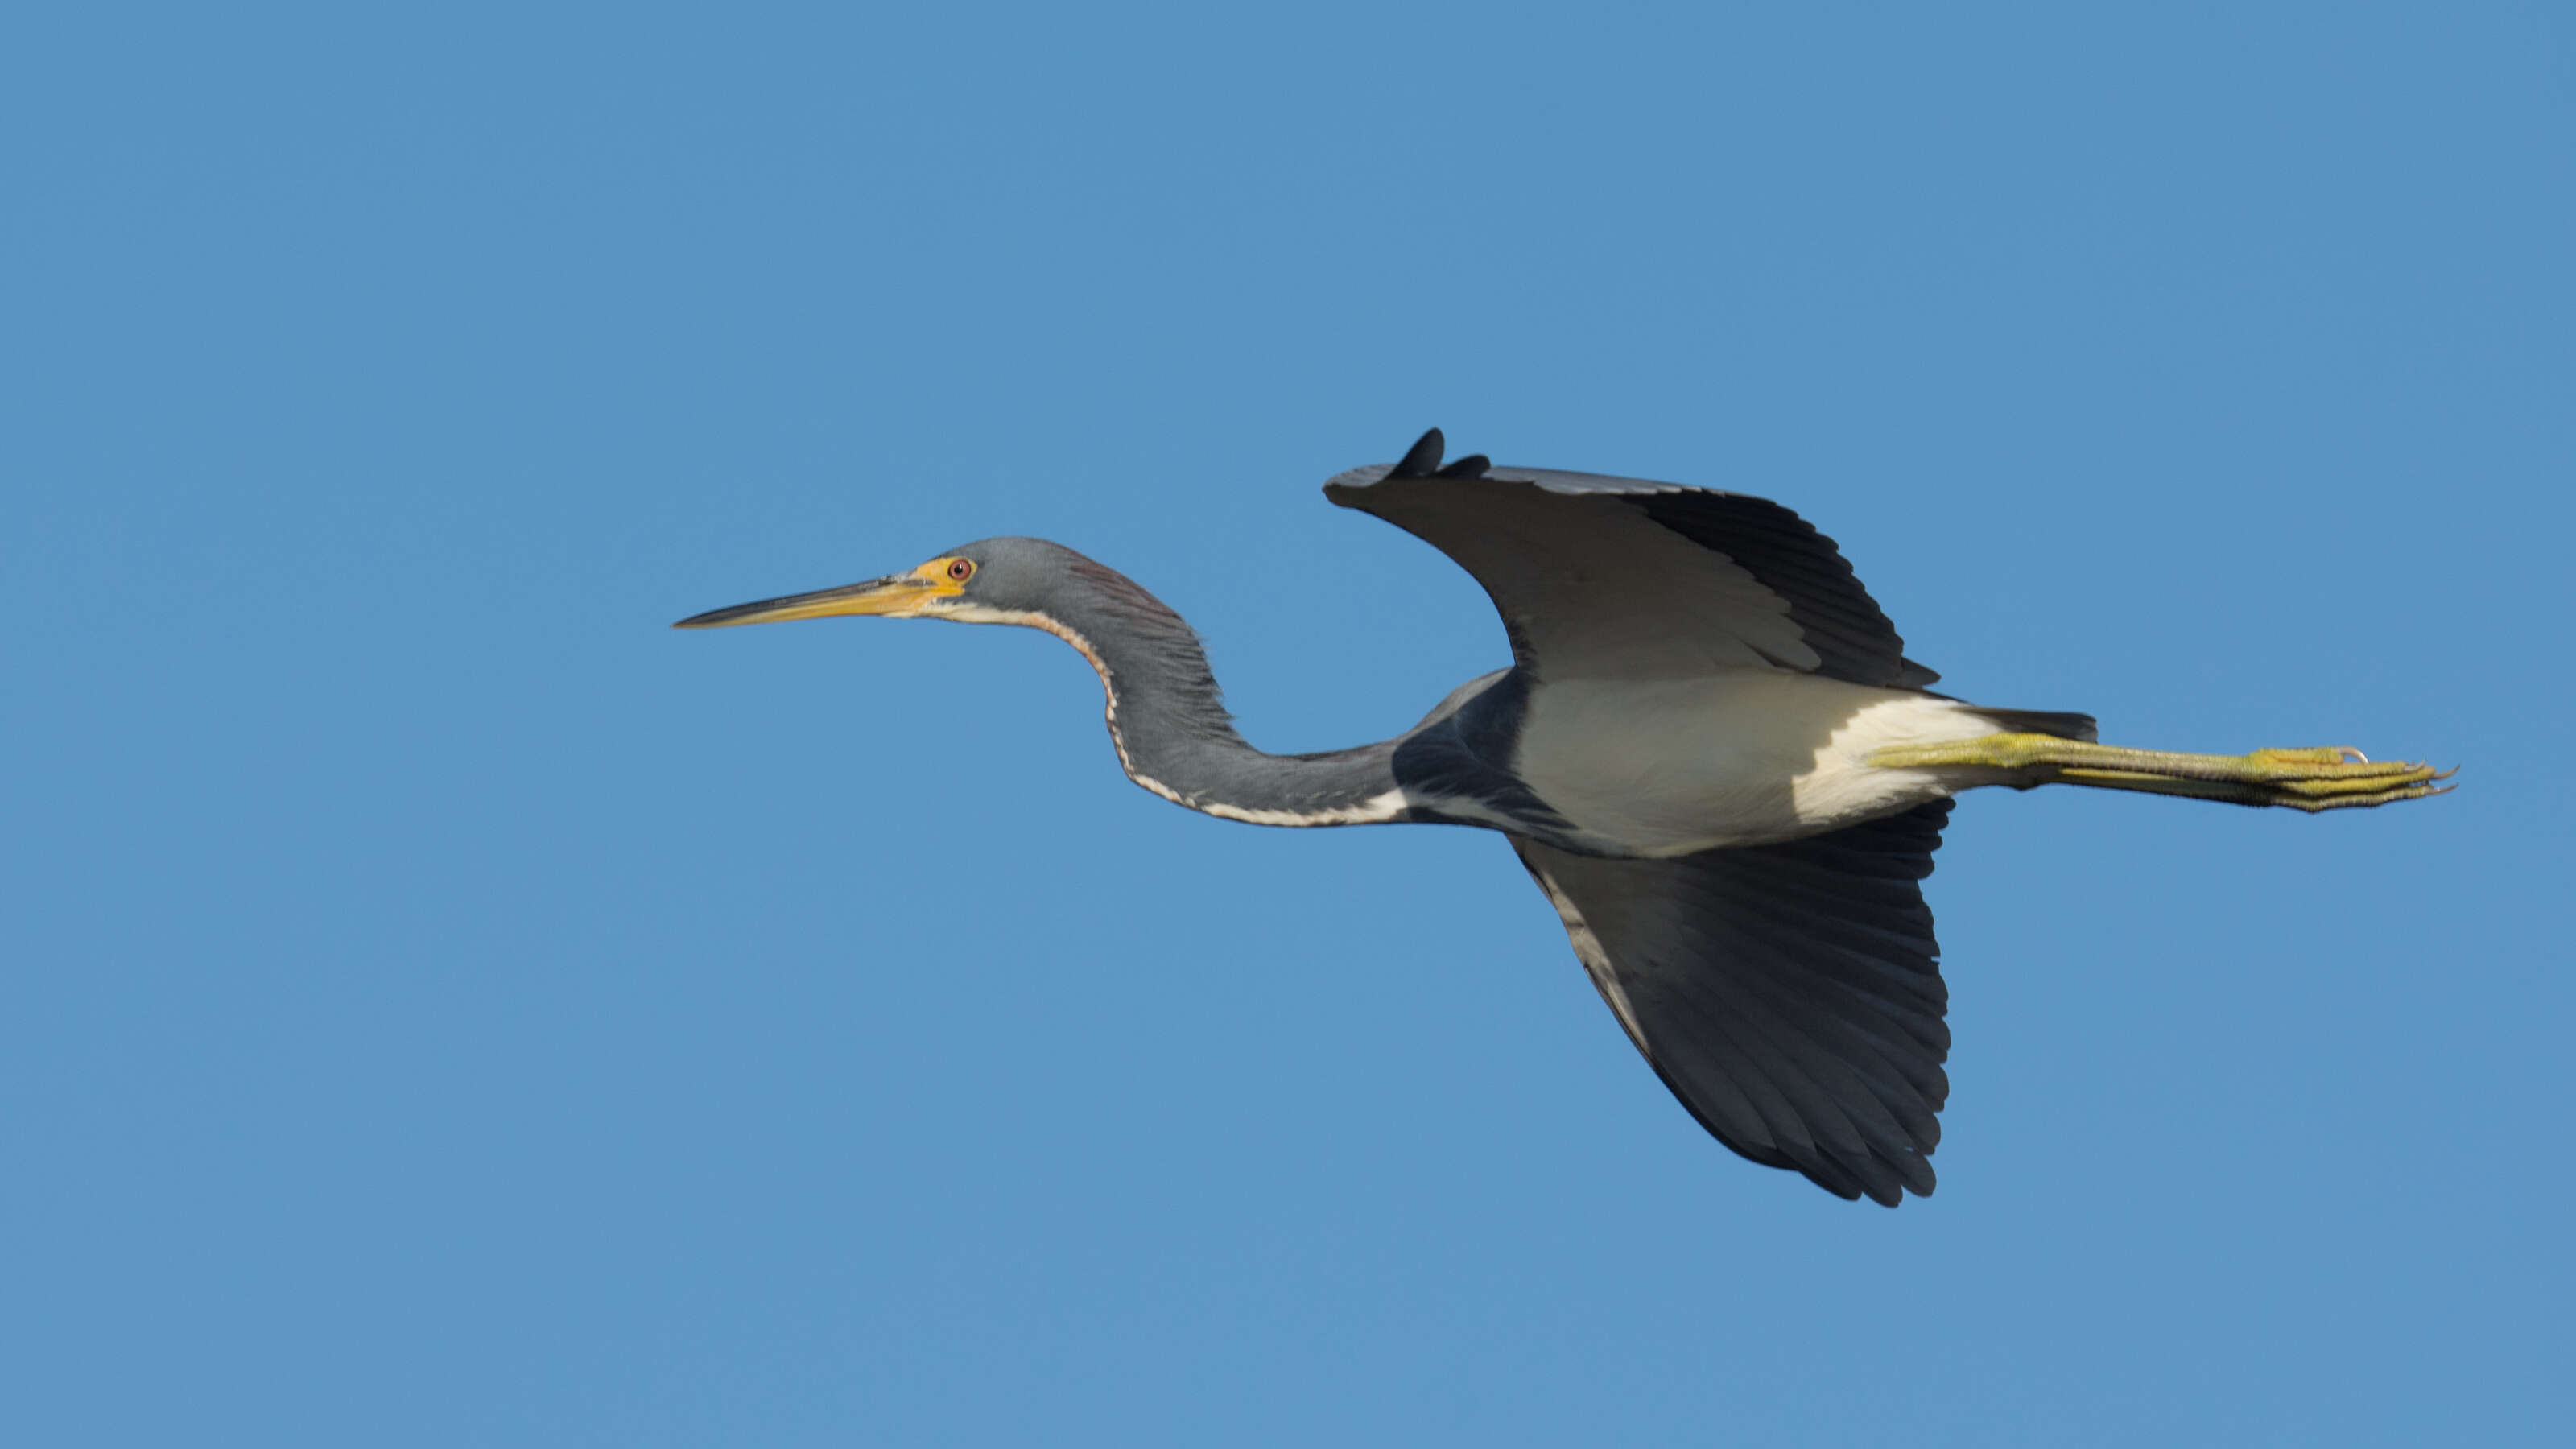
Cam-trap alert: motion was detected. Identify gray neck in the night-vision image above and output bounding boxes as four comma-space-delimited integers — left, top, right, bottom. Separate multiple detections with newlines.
1035, 557, 1406, 826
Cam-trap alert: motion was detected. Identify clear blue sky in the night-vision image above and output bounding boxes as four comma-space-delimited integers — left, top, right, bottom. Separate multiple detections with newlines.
6, 4, 2569, 1444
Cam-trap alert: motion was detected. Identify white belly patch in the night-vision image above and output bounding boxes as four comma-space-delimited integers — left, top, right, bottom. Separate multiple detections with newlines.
1511, 672, 1999, 854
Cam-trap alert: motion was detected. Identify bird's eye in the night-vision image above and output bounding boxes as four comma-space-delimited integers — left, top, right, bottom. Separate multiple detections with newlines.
947, 559, 976, 583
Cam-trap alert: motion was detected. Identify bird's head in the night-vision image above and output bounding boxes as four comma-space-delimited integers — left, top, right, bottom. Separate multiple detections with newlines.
673, 535, 1224, 735
671, 536, 1073, 631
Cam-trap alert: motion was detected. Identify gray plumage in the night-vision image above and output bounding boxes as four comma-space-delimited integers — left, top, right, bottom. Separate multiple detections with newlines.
939, 537, 1410, 823
677, 427, 2445, 1205
892, 435, 2063, 1203
1327, 442, 1939, 689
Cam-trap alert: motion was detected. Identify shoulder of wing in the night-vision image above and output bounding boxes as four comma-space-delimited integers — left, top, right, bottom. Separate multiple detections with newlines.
1323, 427, 1777, 511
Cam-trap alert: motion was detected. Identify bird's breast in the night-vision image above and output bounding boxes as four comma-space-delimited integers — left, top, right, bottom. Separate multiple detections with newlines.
1510, 671, 1996, 855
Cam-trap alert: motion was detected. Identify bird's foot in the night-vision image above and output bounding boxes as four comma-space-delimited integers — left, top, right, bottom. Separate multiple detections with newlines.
2051, 745, 2455, 811
1868, 734, 2455, 811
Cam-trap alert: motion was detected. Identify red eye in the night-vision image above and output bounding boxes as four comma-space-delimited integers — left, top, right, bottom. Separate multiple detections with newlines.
946, 559, 975, 582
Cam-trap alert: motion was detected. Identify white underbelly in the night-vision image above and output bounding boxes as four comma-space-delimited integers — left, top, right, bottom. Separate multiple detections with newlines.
1511, 671, 1999, 854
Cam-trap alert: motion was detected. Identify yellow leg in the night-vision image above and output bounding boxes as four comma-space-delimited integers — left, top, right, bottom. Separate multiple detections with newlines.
1867, 733, 2454, 812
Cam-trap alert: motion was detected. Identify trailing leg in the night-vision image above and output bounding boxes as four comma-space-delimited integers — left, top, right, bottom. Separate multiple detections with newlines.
1867, 733, 2452, 812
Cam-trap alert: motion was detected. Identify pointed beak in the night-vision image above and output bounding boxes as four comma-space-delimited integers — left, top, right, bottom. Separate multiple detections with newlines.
671, 569, 949, 629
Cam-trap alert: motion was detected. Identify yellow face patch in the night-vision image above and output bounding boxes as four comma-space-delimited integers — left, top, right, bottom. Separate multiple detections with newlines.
911, 556, 976, 597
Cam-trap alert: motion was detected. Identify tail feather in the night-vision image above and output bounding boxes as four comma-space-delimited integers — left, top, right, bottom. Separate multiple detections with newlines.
1977, 708, 2099, 743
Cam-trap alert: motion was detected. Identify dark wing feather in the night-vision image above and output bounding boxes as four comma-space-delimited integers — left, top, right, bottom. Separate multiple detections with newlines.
1513, 802, 1955, 1205
1327, 429, 1929, 688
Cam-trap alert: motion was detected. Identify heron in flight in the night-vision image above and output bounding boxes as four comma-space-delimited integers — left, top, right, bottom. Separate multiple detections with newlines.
675, 430, 2446, 1205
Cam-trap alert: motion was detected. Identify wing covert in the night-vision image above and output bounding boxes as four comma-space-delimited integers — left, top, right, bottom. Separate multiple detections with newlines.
1326, 429, 1930, 688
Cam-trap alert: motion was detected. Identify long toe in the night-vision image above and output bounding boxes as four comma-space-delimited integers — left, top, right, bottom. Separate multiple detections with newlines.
2247, 751, 2453, 811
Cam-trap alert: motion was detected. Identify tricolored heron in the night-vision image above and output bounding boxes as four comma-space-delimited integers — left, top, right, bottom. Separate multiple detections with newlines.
675, 430, 2446, 1205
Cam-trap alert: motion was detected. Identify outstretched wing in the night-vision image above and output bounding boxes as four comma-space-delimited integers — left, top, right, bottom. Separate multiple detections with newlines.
1324, 428, 1936, 689
1513, 802, 1954, 1205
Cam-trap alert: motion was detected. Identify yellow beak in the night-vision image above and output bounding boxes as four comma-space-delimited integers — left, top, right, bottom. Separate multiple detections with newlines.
671, 561, 963, 629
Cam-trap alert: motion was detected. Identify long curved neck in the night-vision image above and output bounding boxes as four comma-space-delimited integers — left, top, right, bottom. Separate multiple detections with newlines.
997, 557, 1407, 827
